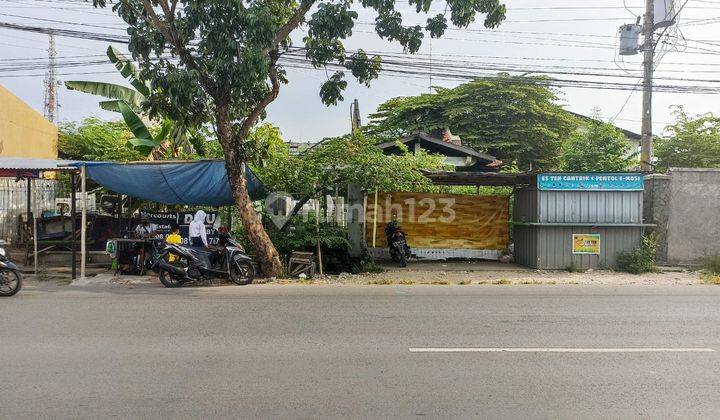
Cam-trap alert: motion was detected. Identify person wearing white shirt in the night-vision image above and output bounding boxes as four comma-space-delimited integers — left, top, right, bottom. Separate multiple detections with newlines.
189, 210, 208, 247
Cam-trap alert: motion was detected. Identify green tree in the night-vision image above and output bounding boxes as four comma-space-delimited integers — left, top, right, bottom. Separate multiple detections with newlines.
66, 46, 197, 159
560, 117, 636, 172
58, 118, 147, 162
366, 75, 578, 170
258, 132, 445, 230
655, 107, 720, 170
91, 0, 506, 277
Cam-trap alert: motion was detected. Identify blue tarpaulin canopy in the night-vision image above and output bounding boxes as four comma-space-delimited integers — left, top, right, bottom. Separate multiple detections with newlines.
76, 160, 266, 206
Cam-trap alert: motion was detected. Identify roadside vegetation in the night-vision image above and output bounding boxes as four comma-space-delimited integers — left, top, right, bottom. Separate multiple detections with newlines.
616, 233, 661, 274
655, 107, 720, 170
701, 255, 720, 284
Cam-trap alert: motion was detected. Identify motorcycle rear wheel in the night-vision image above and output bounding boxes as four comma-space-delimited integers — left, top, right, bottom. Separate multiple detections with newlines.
229, 260, 254, 286
398, 251, 408, 268
158, 270, 184, 288
0, 268, 21, 297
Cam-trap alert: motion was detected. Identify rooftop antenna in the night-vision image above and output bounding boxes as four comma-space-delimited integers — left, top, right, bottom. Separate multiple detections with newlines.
43, 33, 57, 124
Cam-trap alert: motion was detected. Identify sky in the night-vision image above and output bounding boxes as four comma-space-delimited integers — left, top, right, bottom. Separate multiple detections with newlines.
2, 0, 720, 143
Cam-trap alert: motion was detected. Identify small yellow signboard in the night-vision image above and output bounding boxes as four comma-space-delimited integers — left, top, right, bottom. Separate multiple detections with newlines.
572, 234, 601, 255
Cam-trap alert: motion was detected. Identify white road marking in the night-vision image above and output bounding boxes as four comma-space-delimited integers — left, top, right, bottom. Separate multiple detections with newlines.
409, 348, 716, 353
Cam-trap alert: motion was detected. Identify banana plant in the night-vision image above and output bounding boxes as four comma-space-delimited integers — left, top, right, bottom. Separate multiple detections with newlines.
65, 46, 193, 159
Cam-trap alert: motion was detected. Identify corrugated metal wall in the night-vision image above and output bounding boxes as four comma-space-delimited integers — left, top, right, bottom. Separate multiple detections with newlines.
513, 187, 645, 269
0, 178, 66, 243
534, 226, 642, 269
513, 225, 537, 267
512, 189, 537, 223
539, 191, 643, 224
514, 189, 643, 224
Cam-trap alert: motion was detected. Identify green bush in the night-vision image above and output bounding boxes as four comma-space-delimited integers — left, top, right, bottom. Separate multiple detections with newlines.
357, 260, 385, 274
616, 233, 660, 274
268, 215, 352, 274
702, 255, 720, 275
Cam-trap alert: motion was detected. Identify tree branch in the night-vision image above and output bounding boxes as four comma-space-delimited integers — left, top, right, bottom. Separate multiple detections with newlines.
263, 0, 316, 55
237, 50, 281, 140
170, 0, 178, 18
278, 182, 337, 232
139, 0, 217, 96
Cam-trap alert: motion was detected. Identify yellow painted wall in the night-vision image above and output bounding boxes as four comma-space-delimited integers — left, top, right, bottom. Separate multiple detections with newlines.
0, 85, 58, 159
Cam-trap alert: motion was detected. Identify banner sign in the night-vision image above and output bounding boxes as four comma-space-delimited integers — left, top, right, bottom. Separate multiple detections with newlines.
139, 210, 221, 245
572, 234, 601, 255
538, 173, 644, 191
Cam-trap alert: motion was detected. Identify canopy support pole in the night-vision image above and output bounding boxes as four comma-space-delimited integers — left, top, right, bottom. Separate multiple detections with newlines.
71, 173, 77, 280
33, 215, 38, 275
371, 189, 379, 248
80, 165, 87, 279
26, 177, 31, 229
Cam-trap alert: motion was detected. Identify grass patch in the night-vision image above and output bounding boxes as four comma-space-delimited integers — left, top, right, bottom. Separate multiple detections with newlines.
477, 280, 489, 285
493, 279, 512, 285
431, 280, 449, 285
35, 265, 52, 282
360, 261, 385, 274
368, 279, 394, 285
458, 280, 471, 285
702, 255, 720, 275
398, 280, 414, 285
565, 262, 580, 273
520, 280, 542, 285
701, 274, 720, 285
546, 280, 557, 285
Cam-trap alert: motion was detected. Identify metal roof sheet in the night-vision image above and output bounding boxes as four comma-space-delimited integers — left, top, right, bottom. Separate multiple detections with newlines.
0, 157, 79, 171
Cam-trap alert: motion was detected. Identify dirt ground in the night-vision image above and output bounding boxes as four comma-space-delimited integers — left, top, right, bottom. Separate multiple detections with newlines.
297, 261, 703, 286
54, 260, 704, 288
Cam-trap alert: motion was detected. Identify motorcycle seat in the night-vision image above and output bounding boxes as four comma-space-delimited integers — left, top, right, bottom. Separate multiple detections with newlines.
188, 246, 214, 255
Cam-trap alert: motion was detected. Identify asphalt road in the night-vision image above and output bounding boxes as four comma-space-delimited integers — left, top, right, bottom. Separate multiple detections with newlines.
3, 283, 720, 419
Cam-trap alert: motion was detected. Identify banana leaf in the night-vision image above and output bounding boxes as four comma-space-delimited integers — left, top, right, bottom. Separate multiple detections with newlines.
118, 100, 153, 141
106, 46, 151, 97
65, 81, 145, 109
126, 138, 160, 155
98, 100, 121, 113
155, 119, 173, 143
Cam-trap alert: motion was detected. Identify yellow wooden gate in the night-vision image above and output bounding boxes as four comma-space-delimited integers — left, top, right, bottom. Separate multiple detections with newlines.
365, 192, 509, 250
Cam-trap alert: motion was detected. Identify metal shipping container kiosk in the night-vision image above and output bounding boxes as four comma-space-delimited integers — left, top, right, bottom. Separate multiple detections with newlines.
513, 173, 651, 270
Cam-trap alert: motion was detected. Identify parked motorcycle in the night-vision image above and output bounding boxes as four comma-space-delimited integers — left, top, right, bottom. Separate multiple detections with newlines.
153, 235, 254, 288
386, 222, 411, 267
0, 242, 22, 297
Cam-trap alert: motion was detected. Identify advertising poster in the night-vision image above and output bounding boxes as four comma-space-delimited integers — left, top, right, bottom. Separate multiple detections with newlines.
139, 210, 221, 245
572, 234, 601, 255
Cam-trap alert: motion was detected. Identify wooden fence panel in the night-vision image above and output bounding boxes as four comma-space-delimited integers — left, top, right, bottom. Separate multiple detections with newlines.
365, 192, 509, 250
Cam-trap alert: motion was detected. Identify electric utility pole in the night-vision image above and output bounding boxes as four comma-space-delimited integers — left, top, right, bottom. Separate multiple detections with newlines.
350, 99, 361, 132
640, 0, 655, 172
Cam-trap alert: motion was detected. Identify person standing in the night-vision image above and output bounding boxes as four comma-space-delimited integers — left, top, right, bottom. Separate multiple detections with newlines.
165, 224, 182, 262
189, 210, 208, 248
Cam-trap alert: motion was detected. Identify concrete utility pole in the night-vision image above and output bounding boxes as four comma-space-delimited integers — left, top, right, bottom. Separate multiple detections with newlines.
350, 99, 361, 132
640, 0, 655, 172
347, 99, 365, 258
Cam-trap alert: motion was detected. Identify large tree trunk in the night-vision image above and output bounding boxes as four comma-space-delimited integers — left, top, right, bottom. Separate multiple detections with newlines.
216, 109, 283, 278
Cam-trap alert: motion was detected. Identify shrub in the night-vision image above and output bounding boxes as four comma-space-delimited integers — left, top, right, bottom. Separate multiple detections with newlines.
616, 233, 660, 274
702, 255, 720, 275
566, 262, 580, 273
358, 260, 385, 274
267, 216, 353, 274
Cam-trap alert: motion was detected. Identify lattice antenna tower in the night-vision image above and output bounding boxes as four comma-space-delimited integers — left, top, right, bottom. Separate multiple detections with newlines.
43, 33, 58, 123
